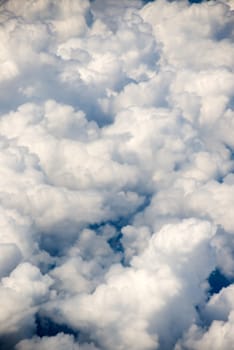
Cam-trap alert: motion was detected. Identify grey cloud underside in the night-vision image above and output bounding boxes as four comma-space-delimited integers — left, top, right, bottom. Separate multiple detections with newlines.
0, 0, 234, 349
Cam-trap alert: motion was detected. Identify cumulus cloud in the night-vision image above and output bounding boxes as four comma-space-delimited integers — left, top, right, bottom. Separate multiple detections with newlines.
175, 285, 234, 349
0, 0, 233, 349
16, 333, 100, 350
0, 262, 53, 349
55, 219, 215, 350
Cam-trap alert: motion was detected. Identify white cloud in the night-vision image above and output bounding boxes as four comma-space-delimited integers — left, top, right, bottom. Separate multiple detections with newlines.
0, 262, 52, 342
0, 0, 233, 349
16, 333, 100, 350
175, 315, 234, 350
175, 285, 234, 350
49, 219, 216, 350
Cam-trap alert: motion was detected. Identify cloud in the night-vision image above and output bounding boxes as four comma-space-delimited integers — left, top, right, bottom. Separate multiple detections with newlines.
0, 0, 233, 349
16, 333, 100, 350
0, 262, 53, 349
49, 219, 215, 350
175, 316, 234, 350
175, 285, 234, 350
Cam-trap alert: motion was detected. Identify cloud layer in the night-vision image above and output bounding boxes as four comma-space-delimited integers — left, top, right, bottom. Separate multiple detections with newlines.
0, 0, 233, 349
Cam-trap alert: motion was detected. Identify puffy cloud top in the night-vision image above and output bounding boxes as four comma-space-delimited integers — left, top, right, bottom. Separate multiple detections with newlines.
0, 0, 233, 349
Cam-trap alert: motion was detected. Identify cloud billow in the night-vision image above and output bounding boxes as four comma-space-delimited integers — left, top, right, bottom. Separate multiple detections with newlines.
0, 0, 233, 349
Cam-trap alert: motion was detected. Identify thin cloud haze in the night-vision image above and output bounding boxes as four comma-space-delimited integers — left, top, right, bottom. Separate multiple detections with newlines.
0, 0, 233, 349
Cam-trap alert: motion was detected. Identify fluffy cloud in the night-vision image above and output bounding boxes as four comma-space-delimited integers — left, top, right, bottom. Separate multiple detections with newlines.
56, 219, 215, 350
0, 262, 53, 349
0, 0, 233, 349
175, 285, 234, 350
16, 332, 100, 350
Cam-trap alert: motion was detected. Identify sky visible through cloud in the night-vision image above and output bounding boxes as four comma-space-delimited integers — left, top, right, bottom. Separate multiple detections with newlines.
0, 0, 233, 349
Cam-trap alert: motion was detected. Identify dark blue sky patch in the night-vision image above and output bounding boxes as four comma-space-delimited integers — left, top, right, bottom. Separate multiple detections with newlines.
208, 268, 233, 295
0, 335, 20, 350
108, 232, 124, 253
38, 234, 67, 257
90, 194, 152, 256
89, 221, 125, 254
35, 313, 78, 338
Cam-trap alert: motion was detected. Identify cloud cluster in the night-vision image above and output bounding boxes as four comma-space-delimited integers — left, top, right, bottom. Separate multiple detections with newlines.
0, 0, 233, 349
